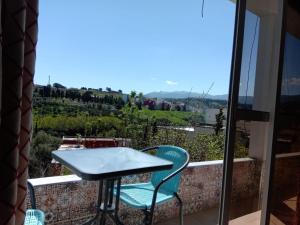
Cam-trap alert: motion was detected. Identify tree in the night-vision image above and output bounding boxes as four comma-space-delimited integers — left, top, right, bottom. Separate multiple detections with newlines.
151, 120, 158, 136
129, 91, 137, 106
38, 88, 44, 97
53, 83, 66, 89
106, 87, 112, 92
43, 85, 51, 97
175, 105, 181, 111
82, 91, 93, 102
66, 88, 81, 100
130, 91, 136, 99
137, 92, 143, 110
214, 108, 225, 135
51, 89, 57, 98
29, 131, 62, 178
115, 97, 125, 110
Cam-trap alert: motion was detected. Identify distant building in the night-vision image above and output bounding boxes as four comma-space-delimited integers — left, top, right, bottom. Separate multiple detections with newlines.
156, 99, 172, 110
143, 99, 156, 110
171, 103, 186, 111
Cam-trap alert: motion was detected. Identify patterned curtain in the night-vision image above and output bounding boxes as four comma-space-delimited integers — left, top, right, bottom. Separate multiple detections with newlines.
0, 0, 39, 225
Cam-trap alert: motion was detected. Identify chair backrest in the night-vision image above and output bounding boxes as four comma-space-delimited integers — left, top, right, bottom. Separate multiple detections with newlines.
151, 145, 189, 194
27, 181, 36, 209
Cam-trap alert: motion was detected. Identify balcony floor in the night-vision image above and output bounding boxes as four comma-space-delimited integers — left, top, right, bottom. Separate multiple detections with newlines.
156, 208, 219, 225
160, 208, 284, 225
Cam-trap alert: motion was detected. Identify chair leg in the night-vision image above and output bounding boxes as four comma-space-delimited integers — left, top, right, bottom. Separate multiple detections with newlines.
179, 200, 183, 225
175, 193, 183, 225
142, 210, 149, 225
142, 209, 154, 225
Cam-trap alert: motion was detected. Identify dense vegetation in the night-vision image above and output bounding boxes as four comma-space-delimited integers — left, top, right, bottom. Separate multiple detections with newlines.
29, 131, 62, 177
30, 84, 248, 178
32, 93, 204, 138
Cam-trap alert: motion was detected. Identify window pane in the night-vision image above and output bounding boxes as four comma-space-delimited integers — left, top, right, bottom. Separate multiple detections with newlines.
229, 7, 263, 222
269, 2, 300, 224
238, 11, 260, 110
226, 1, 283, 224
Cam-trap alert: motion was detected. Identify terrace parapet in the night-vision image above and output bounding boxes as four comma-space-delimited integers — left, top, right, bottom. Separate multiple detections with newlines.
27, 158, 260, 225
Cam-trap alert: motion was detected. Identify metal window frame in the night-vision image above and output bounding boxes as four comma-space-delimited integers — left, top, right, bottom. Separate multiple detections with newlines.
264, 0, 287, 223
219, 0, 287, 224
218, 0, 247, 224
0, 0, 2, 128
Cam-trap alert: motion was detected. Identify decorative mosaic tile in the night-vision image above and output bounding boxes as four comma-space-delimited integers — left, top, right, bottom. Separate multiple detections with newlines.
26, 159, 260, 225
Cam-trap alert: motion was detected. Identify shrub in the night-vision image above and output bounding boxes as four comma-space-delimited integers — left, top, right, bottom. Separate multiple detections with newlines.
29, 131, 62, 178
148, 130, 225, 161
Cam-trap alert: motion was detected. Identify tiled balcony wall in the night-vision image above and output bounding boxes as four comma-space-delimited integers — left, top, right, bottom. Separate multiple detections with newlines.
27, 158, 260, 225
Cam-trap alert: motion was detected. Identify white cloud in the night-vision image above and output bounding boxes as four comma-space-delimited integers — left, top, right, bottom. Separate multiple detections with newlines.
166, 80, 178, 85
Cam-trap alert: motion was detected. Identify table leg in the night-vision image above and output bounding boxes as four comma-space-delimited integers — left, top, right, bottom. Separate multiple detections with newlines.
83, 178, 124, 225
97, 180, 104, 209
83, 180, 103, 225
108, 179, 114, 207
96, 180, 104, 225
100, 180, 110, 225
113, 178, 124, 225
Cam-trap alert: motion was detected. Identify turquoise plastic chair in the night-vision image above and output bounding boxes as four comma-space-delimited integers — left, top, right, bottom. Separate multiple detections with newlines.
115, 145, 190, 225
25, 181, 45, 225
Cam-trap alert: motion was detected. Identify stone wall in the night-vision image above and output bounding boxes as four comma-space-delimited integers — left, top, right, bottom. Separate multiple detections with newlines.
27, 158, 260, 225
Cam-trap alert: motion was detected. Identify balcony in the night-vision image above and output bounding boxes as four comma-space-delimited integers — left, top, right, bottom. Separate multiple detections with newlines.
27, 158, 260, 225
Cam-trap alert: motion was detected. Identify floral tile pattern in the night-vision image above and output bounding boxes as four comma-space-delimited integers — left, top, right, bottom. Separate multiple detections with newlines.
27, 159, 260, 225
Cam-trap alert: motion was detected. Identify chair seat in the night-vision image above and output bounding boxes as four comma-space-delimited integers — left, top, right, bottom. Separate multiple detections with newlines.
115, 182, 175, 209
25, 209, 45, 225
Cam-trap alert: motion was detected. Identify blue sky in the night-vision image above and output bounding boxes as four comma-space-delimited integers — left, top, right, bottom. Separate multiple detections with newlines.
35, 0, 236, 95
282, 33, 300, 96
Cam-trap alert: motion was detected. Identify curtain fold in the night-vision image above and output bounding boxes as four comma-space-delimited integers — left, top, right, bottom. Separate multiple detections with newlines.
0, 1, 38, 225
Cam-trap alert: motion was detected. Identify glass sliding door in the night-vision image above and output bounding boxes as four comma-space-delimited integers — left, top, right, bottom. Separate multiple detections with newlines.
220, 0, 284, 224
268, 1, 300, 224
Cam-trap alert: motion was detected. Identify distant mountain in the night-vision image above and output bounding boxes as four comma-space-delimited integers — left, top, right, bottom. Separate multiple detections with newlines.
145, 91, 228, 100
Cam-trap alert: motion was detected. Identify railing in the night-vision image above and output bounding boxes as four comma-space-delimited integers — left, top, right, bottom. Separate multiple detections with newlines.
27, 158, 260, 225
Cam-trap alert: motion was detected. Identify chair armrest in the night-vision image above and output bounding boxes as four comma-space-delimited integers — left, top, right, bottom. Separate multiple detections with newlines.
27, 181, 37, 209
151, 152, 190, 209
140, 146, 159, 152
140, 146, 190, 213
154, 153, 189, 192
